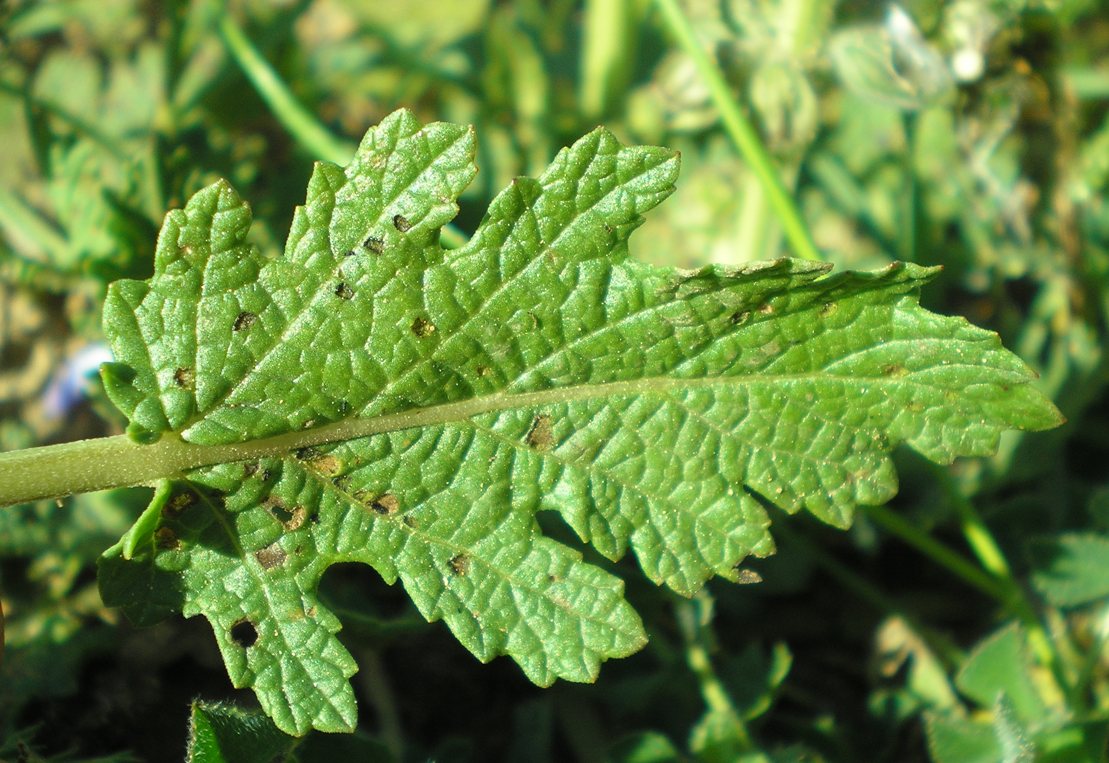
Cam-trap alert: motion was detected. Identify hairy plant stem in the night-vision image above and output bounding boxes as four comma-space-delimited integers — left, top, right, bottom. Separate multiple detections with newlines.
653, 0, 823, 262
0, 373, 825, 508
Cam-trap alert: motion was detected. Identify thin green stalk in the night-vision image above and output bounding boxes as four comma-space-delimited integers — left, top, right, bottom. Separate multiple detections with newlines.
933, 465, 1072, 697
216, 13, 469, 250
863, 504, 1010, 603
217, 13, 353, 165
674, 595, 753, 749
653, 0, 822, 262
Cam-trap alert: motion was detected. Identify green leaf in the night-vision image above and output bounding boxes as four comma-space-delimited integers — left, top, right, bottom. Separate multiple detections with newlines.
955, 624, 1046, 725
1030, 533, 1109, 607
98, 109, 1061, 735
187, 701, 293, 763
925, 714, 1006, 763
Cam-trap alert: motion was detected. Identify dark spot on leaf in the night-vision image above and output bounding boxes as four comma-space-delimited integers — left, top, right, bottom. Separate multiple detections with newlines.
265, 499, 304, 530
335, 282, 354, 300
306, 606, 317, 618
475, 365, 491, 377
448, 554, 470, 576
162, 492, 195, 519
883, 364, 909, 378
363, 236, 384, 254
230, 620, 258, 648
243, 462, 259, 478
154, 527, 179, 550
233, 311, 257, 331
393, 214, 411, 232
526, 414, 554, 451
307, 454, 341, 476
260, 469, 272, 482
309, 512, 320, 525
370, 493, 400, 515
820, 302, 838, 316
337, 400, 351, 415
729, 311, 750, 326
255, 542, 287, 570
173, 367, 194, 388
331, 474, 352, 491
547, 574, 559, 583
295, 446, 320, 461
403, 515, 418, 529
344, 249, 356, 257
411, 316, 436, 337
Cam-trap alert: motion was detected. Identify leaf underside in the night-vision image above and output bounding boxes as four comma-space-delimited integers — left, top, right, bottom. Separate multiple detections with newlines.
97, 109, 1061, 735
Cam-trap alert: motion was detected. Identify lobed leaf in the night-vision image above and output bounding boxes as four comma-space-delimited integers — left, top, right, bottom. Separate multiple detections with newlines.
98, 109, 1061, 735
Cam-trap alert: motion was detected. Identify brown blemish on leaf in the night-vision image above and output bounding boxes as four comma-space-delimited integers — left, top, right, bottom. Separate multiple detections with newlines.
526, 414, 554, 451
283, 506, 306, 531
757, 302, 774, 315
233, 311, 257, 331
363, 236, 385, 254
448, 554, 470, 576
392, 214, 411, 232
307, 454, 342, 476
735, 569, 763, 584
820, 302, 838, 316
883, 364, 909, 378
306, 606, 317, 618
402, 515, 418, 529
162, 492, 195, 519
243, 462, 259, 478
154, 527, 179, 550
475, 365, 491, 377
411, 316, 436, 337
295, 446, 320, 461
370, 493, 400, 515
173, 367, 194, 389
255, 542, 287, 570
335, 282, 354, 300
230, 620, 258, 648
729, 311, 750, 326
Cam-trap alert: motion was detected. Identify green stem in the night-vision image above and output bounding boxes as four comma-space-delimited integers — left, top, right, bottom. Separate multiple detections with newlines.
652, 0, 822, 262
674, 595, 753, 749
934, 466, 1072, 697
216, 13, 353, 165
0, 372, 856, 508
216, 13, 468, 250
863, 504, 1010, 603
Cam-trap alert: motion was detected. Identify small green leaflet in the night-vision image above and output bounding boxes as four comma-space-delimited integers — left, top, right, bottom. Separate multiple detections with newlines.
97, 109, 1061, 735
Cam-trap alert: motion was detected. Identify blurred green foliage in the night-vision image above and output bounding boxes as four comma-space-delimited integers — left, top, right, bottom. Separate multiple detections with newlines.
1, 0, 1108, 760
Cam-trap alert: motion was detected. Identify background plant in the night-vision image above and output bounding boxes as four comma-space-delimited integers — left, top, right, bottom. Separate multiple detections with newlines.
0, 1, 1107, 761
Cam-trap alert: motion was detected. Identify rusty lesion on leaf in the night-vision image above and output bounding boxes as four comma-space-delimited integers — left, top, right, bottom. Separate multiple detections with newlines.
526, 414, 555, 451
369, 493, 400, 516
173, 367, 194, 388
233, 311, 257, 331
255, 542, 287, 570
155, 526, 180, 550
411, 316, 436, 337
448, 554, 470, 576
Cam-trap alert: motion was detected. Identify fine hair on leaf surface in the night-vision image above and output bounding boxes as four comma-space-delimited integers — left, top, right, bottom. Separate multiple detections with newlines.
89, 109, 1061, 735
